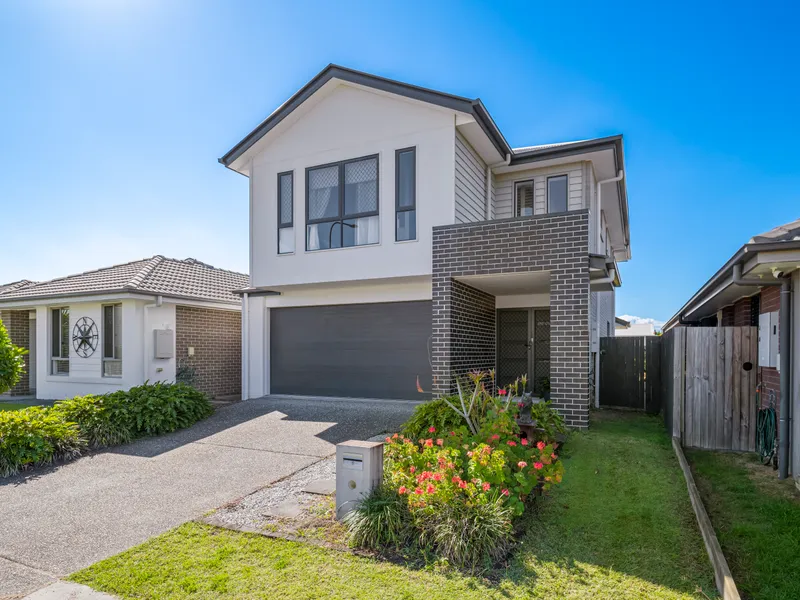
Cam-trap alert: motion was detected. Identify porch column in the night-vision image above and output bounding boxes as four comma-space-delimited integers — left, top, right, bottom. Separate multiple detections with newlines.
550, 264, 591, 429
431, 277, 495, 396
0, 310, 32, 396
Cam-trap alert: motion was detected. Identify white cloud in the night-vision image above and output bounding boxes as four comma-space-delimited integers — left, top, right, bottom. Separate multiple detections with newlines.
619, 315, 665, 329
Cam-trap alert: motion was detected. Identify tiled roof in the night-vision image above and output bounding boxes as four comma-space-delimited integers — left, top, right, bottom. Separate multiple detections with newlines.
0, 280, 37, 295
750, 218, 800, 244
0, 257, 249, 305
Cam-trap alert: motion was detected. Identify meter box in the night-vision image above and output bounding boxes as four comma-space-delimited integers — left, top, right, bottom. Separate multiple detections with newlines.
335, 440, 384, 519
758, 311, 779, 368
153, 329, 174, 359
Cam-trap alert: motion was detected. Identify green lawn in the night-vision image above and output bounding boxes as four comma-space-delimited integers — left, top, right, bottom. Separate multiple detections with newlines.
0, 402, 33, 411
687, 449, 800, 600
70, 411, 717, 600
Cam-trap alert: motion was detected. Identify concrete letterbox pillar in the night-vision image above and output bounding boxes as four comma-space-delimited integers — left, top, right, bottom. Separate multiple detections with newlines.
335, 440, 384, 520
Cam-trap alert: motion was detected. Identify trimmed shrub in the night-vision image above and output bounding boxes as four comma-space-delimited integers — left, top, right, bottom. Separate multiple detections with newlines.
51, 394, 132, 448
343, 485, 411, 550
401, 397, 469, 440
0, 407, 85, 477
0, 318, 27, 395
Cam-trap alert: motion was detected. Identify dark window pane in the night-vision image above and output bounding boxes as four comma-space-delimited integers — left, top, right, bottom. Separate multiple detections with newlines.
103, 305, 113, 358
344, 158, 377, 216
308, 166, 339, 220
307, 221, 342, 251
51, 308, 60, 357
61, 309, 70, 358
516, 182, 534, 216
396, 210, 416, 241
397, 150, 415, 208
114, 305, 122, 360
548, 175, 568, 213
279, 173, 293, 225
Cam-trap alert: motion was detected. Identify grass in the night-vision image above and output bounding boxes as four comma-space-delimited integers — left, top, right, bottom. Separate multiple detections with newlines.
0, 402, 34, 411
69, 411, 717, 599
686, 448, 800, 600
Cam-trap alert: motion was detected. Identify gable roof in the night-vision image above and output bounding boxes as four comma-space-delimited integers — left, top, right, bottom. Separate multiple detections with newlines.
0, 280, 36, 295
220, 64, 511, 168
0, 257, 249, 306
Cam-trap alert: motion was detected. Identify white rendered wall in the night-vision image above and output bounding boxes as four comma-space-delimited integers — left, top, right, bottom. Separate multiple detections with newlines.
249, 84, 456, 288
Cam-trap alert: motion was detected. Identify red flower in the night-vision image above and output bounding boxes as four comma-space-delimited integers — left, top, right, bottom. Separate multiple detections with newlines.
426, 484, 436, 494
507, 440, 517, 447
409, 466, 416, 474
398, 486, 407, 494
428, 426, 436, 433
551, 453, 558, 460
458, 480, 467, 489
520, 438, 529, 446
537, 441, 546, 450
482, 482, 491, 491
517, 402, 524, 409
491, 434, 500, 441
424, 439, 433, 447
433, 473, 442, 481
414, 488, 423, 495
498, 389, 507, 396
436, 439, 443, 446
533, 462, 544, 470
451, 475, 461, 484
501, 489, 510, 496
449, 431, 455, 436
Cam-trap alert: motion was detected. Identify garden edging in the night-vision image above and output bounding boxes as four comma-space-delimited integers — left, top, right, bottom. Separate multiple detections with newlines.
671, 437, 740, 600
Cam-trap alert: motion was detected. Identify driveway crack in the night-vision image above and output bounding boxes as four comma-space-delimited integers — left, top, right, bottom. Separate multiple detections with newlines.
191, 440, 331, 459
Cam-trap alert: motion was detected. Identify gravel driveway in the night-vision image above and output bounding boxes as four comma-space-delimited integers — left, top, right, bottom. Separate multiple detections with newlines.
0, 396, 415, 598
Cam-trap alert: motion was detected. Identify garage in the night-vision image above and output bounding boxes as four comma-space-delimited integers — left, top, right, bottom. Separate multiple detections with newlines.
270, 301, 432, 400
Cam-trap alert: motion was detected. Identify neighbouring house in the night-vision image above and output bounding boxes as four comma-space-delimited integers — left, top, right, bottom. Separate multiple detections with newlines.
0, 256, 248, 400
615, 320, 657, 337
220, 65, 631, 428
663, 218, 800, 477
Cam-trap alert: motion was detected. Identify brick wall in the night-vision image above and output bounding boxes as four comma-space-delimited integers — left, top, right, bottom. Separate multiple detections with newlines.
733, 296, 753, 326
175, 305, 241, 399
448, 279, 496, 391
721, 305, 735, 326
0, 310, 31, 396
759, 286, 781, 411
432, 210, 590, 428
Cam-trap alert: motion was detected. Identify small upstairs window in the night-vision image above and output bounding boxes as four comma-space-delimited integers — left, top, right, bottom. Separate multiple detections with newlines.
395, 147, 416, 241
278, 171, 294, 254
50, 307, 69, 375
515, 180, 534, 217
547, 175, 568, 213
102, 304, 122, 377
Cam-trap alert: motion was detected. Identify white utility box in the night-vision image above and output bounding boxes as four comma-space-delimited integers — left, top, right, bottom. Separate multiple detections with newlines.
153, 329, 174, 359
758, 311, 779, 368
335, 440, 384, 520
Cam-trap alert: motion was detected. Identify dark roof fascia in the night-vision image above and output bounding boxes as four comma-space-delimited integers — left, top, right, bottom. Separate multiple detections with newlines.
218, 64, 511, 169
232, 287, 281, 297
509, 135, 629, 249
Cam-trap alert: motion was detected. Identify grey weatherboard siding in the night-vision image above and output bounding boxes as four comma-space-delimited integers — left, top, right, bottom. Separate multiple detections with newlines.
432, 210, 591, 429
270, 301, 432, 400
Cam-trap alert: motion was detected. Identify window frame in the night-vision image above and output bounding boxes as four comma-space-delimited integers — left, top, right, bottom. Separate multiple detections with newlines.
547, 174, 569, 214
277, 170, 294, 255
102, 303, 122, 378
395, 146, 416, 242
514, 179, 535, 217
304, 154, 380, 252
50, 307, 69, 375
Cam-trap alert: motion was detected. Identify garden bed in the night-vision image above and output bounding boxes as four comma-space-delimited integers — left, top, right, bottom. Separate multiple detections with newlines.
70, 410, 718, 599
686, 448, 800, 600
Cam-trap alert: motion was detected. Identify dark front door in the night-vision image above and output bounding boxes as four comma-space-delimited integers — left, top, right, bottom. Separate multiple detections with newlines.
497, 309, 550, 394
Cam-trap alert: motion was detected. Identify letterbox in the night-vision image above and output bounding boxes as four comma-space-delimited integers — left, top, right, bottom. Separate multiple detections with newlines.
335, 440, 384, 520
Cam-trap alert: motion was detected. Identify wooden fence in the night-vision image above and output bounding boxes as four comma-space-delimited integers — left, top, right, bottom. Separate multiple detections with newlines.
599, 336, 661, 413
661, 326, 757, 451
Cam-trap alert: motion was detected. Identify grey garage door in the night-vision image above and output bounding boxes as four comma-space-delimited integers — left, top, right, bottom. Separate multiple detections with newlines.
270, 301, 432, 400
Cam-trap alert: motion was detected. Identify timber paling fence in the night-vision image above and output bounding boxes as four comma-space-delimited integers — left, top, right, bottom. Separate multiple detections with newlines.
601, 326, 758, 451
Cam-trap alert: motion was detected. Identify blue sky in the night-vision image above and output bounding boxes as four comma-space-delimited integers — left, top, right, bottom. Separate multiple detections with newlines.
1, 0, 798, 325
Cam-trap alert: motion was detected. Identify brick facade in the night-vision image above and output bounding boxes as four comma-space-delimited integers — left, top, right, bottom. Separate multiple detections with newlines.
0, 310, 31, 396
446, 279, 497, 391
758, 286, 781, 412
432, 210, 590, 429
175, 305, 242, 399
733, 296, 753, 326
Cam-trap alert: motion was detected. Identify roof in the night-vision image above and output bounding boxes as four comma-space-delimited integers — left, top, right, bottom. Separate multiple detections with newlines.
615, 316, 630, 327
0, 280, 36, 295
663, 217, 800, 330
0, 256, 249, 306
512, 140, 591, 153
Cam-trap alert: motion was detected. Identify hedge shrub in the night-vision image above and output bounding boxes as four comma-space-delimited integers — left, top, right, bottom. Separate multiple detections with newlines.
1, 382, 213, 477
0, 318, 27, 395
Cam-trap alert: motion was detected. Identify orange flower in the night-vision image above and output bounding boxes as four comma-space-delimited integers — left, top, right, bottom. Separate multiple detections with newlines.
424, 439, 433, 447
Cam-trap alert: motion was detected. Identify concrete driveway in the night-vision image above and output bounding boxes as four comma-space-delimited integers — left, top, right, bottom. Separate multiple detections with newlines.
0, 396, 415, 597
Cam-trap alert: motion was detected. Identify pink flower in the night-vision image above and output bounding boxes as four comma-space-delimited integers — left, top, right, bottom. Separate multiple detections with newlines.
533, 462, 543, 470
433, 473, 442, 481
451, 475, 461, 484
426, 484, 436, 494
424, 439, 433, 448
392, 433, 399, 439
429, 426, 436, 433
409, 466, 416, 474
436, 439, 443, 446
482, 482, 491, 491
551, 453, 558, 459
501, 489, 509, 496
398, 486, 407, 494
498, 389, 507, 396
507, 440, 517, 447
414, 488, 423, 495
385, 437, 392, 443
491, 434, 500, 441
520, 438, 529, 446
459, 480, 467, 489
517, 402, 524, 409
537, 441, 546, 450
518, 461, 528, 468
467, 451, 473, 457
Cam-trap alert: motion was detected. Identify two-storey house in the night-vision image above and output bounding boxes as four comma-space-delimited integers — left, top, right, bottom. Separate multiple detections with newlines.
221, 65, 631, 428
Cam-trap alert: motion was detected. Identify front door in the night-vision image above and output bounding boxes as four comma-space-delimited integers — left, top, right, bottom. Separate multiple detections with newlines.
497, 309, 550, 394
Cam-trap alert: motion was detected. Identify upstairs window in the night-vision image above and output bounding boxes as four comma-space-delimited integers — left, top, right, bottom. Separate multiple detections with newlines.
547, 175, 568, 213
102, 304, 122, 377
514, 180, 534, 217
395, 147, 416, 241
278, 171, 294, 254
50, 307, 69, 375
306, 155, 379, 251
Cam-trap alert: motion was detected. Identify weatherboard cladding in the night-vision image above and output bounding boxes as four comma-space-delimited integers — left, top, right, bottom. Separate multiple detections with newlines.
454, 130, 488, 224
